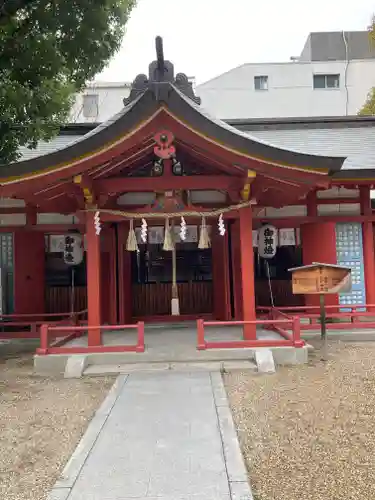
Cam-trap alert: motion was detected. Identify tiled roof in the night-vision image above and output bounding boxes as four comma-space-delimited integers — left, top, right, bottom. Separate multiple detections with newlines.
15, 118, 375, 171
246, 127, 375, 170
18, 135, 82, 161
16, 95, 142, 162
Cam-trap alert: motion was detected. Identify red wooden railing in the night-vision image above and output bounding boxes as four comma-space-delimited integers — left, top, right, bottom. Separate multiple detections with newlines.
263, 305, 375, 331
0, 310, 87, 339
196, 316, 303, 350
36, 322, 145, 355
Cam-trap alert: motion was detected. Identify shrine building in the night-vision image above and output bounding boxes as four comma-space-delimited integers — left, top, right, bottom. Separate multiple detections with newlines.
1, 37, 375, 350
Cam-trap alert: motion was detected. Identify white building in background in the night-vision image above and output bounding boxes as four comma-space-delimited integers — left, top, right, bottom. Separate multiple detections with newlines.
69, 81, 131, 123
70, 31, 375, 122
196, 58, 375, 119
196, 31, 375, 119
69, 78, 195, 123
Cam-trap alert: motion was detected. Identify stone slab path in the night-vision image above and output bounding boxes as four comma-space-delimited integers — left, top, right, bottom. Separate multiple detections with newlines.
49, 371, 253, 500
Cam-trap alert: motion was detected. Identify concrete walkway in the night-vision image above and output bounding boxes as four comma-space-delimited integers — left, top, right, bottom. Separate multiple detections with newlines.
49, 372, 253, 500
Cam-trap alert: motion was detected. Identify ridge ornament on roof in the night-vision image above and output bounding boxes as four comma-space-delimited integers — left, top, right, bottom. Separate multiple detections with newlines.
123, 36, 201, 106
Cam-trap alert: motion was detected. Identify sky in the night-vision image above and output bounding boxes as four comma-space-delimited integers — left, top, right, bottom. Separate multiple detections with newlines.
98, 0, 375, 85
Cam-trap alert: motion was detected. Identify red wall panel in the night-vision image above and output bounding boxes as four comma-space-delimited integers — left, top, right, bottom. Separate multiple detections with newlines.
14, 232, 45, 314
301, 222, 338, 307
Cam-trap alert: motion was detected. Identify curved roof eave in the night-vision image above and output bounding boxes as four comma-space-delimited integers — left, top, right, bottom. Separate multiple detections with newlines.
167, 85, 346, 173
0, 92, 156, 182
0, 83, 346, 185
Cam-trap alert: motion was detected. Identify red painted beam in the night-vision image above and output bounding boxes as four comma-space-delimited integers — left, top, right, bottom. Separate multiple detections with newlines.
333, 179, 375, 186
316, 197, 359, 204
204, 340, 295, 349
1, 213, 375, 230
92, 143, 154, 179
0, 207, 26, 214
176, 140, 245, 175
95, 175, 243, 194
0, 224, 84, 233
256, 214, 375, 226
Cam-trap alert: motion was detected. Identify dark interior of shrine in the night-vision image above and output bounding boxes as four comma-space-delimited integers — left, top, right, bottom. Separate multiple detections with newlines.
44, 224, 304, 315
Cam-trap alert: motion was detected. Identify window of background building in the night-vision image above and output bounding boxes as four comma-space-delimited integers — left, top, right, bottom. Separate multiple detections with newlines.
82, 94, 99, 118
254, 75, 269, 91
313, 74, 340, 89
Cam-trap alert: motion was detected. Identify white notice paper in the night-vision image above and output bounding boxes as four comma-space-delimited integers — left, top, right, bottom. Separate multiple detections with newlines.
279, 228, 296, 246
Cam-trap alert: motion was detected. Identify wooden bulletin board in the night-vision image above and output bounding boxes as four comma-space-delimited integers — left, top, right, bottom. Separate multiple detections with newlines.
291, 264, 351, 295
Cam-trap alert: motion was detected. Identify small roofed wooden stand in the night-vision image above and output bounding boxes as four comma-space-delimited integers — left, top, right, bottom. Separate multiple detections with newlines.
0, 37, 352, 353
289, 263, 352, 360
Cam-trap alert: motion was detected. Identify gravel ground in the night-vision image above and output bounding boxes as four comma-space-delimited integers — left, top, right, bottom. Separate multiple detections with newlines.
0, 355, 114, 500
224, 341, 375, 500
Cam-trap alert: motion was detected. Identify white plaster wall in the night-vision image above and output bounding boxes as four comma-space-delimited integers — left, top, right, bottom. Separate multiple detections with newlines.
317, 203, 361, 216
37, 214, 79, 224
196, 60, 375, 119
0, 214, 26, 226
256, 203, 362, 218
66, 59, 375, 123
317, 187, 359, 199
0, 198, 25, 207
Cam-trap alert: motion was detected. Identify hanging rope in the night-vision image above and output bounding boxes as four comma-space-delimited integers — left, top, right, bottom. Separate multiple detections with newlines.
84, 200, 254, 220
265, 260, 275, 308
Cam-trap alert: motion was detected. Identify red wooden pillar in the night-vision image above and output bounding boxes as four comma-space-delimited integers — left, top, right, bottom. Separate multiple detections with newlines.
300, 222, 338, 307
86, 212, 101, 346
212, 230, 231, 320
109, 226, 118, 324
100, 228, 110, 324
302, 190, 338, 308
100, 226, 117, 324
239, 207, 256, 339
118, 222, 132, 324
306, 190, 318, 217
360, 186, 375, 307
230, 220, 243, 320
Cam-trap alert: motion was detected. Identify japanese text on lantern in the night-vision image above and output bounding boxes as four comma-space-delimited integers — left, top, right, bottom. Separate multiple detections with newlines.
258, 224, 277, 259
263, 227, 275, 256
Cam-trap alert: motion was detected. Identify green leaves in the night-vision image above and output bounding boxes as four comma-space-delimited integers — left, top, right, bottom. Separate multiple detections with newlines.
0, 0, 136, 164
358, 88, 375, 116
359, 17, 375, 116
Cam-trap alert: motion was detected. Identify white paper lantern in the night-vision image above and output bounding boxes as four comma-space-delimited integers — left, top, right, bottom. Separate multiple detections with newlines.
258, 225, 278, 259
63, 234, 84, 265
